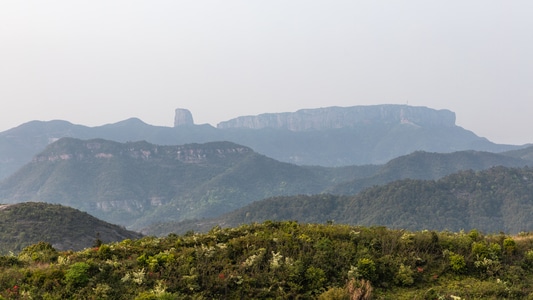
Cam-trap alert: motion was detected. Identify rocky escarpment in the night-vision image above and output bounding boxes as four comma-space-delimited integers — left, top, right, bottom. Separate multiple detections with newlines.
32, 138, 252, 164
217, 105, 456, 131
174, 108, 194, 127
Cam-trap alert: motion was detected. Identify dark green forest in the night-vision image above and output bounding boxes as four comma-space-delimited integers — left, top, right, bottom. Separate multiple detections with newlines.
145, 166, 533, 236
2, 222, 533, 299
0, 203, 142, 254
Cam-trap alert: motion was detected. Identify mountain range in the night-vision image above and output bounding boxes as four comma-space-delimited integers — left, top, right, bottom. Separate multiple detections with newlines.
1, 136, 532, 232
0, 105, 526, 180
2, 104, 533, 244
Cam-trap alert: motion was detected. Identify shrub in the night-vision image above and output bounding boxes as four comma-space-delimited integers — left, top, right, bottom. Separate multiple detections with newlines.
305, 266, 327, 293
18, 242, 58, 263
354, 258, 377, 282
394, 264, 414, 286
0, 256, 22, 268
65, 262, 91, 288
503, 238, 516, 255
318, 286, 349, 300
449, 253, 466, 274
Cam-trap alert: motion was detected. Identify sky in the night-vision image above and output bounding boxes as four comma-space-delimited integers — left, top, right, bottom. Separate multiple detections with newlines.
1, 1, 532, 145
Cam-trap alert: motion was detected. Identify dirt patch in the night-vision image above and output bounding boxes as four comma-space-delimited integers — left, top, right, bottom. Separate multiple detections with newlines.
0, 204, 14, 211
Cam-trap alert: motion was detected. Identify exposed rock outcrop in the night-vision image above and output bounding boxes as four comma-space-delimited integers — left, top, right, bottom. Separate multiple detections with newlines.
217, 105, 456, 131
32, 138, 253, 166
174, 108, 194, 127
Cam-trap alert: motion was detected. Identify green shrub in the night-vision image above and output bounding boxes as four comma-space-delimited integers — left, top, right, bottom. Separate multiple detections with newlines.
394, 264, 414, 286
354, 258, 377, 282
449, 253, 467, 273
305, 266, 327, 293
318, 286, 349, 300
503, 238, 517, 255
65, 262, 91, 288
472, 241, 501, 260
18, 242, 58, 263
0, 256, 22, 268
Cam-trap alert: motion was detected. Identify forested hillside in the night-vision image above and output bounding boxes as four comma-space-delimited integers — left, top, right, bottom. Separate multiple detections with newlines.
1, 222, 533, 299
145, 166, 533, 236
326, 150, 530, 195
0, 202, 142, 254
0, 138, 330, 229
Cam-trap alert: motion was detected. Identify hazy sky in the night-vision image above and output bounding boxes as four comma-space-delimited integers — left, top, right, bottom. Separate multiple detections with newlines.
1, 1, 532, 144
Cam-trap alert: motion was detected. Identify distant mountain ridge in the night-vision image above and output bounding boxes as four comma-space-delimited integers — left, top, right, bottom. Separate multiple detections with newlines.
0, 104, 526, 180
326, 150, 531, 195
217, 105, 456, 130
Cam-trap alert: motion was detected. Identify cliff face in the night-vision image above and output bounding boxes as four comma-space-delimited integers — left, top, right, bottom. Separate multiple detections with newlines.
217, 105, 456, 131
174, 108, 194, 127
33, 138, 252, 165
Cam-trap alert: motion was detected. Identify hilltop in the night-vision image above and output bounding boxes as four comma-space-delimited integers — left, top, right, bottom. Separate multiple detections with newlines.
1, 222, 533, 299
0, 202, 142, 254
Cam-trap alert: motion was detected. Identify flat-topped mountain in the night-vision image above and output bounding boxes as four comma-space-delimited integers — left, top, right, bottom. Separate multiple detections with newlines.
0, 202, 142, 253
0, 105, 525, 180
217, 105, 456, 130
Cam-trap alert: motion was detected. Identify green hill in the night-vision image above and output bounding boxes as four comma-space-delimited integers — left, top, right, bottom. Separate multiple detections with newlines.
502, 144, 533, 161
2, 222, 533, 299
0, 202, 142, 254
145, 166, 533, 236
327, 150, 531, 195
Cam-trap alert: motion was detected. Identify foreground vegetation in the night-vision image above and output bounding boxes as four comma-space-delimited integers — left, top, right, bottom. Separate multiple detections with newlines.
2, 221, 533, 299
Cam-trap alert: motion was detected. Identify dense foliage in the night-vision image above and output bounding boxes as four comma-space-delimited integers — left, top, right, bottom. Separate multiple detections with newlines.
327, 150, 530, 195
0, 202, 142, 254
145, 166, 533, 236
2, 221, 533, 299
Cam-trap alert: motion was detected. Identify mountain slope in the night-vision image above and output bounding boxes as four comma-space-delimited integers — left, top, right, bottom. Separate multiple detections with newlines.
145, 166, 533, 235
0, 138, 330, 229
327, 150, 531, 195
501, 144, 533, 161
0, 119, 219, 180
0, 202, 142, 253
338, 166, 533, 233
